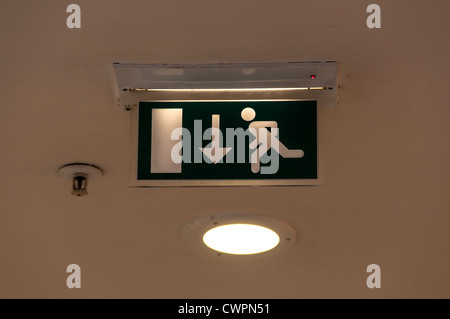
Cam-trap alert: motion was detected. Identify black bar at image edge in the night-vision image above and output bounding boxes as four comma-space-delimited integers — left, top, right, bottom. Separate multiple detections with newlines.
0, 299, 447, 317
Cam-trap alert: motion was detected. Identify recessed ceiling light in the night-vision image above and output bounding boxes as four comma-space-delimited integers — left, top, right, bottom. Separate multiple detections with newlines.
203, 223, 280, 255
183, 214, 296, 257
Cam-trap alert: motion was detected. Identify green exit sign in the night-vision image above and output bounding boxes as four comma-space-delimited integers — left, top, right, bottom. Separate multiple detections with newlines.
131, 100, 319, 187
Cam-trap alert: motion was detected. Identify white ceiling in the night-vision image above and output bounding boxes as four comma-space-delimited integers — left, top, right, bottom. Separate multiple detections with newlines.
1, 0, 449, 298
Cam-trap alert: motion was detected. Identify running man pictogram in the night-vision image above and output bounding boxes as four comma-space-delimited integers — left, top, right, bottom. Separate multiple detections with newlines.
241, 107, 304, 174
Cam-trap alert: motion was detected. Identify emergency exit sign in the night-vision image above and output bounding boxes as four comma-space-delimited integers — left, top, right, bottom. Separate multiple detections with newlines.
133, 100, 318, 187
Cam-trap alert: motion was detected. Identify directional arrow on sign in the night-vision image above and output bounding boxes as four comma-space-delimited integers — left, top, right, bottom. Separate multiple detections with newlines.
200, 114, 232, 164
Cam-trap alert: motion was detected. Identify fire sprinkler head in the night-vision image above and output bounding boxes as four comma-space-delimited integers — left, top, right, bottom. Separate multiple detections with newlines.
58, 163, 103, 197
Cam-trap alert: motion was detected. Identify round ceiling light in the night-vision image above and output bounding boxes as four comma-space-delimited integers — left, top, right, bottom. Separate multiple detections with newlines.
203, 224, 280, 255
183, 214, 296, 257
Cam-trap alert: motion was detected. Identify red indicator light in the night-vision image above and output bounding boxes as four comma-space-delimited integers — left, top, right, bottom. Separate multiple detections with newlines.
310, 75, 316, 79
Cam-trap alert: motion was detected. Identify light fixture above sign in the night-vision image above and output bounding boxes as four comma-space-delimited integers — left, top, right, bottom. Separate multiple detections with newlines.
113, 62, 338, 110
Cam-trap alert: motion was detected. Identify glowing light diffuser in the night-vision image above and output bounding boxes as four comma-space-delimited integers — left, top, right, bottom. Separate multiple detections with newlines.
202, 223, 280, 255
